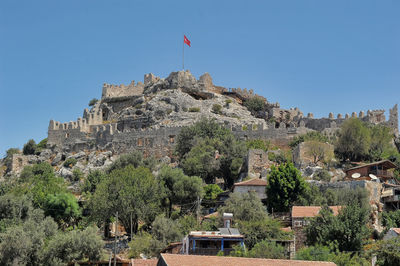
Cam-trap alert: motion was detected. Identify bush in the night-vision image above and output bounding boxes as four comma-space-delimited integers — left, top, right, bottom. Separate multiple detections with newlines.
88, 98, 98, 106
246, 139, 270, 151
244, 97, 265, 114
23, 139, 37, 155
188, 107, 200, 112
225, 99, 232, 106
313, 169, 331, 182
212, 104, 222, 114
63, 158, 77, 168
72, 168, 83, 182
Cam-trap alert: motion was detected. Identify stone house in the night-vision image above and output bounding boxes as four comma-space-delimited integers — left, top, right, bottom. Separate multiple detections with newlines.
232, 178, 267, 200
383, 228, 400, 240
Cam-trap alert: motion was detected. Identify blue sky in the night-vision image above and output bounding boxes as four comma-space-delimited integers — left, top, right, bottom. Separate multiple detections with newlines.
0, 0, 399, 156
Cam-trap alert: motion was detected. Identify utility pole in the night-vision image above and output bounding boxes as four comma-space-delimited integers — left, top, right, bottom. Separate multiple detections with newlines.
114, 211, 118, 266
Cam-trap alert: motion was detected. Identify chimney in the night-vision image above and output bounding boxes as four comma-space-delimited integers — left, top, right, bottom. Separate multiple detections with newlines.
223, 213, 233, 228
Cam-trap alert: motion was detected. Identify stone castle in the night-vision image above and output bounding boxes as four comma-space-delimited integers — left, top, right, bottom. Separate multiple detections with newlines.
47, 70, 399, 157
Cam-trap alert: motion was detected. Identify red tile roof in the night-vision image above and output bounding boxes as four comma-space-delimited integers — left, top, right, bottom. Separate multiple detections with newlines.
159, 254, 336, 266
234, 178, 267, 186
391, 228, 400, 235
203, 211, 219, 219
292, 206, 342, 218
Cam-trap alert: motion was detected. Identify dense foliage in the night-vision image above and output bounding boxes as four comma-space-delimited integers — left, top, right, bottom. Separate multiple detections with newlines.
266, 163, 307, 212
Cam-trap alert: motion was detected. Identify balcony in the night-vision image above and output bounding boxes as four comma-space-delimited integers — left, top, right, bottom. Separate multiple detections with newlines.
190, 248, 234, 256
371, 169, 394, 178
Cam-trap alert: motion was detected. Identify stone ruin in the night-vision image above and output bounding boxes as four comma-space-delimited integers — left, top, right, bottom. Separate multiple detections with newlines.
47, 70, 399, 158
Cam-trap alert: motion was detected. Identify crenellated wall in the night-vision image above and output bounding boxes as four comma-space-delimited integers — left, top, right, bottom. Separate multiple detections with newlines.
102, 80, 145, 99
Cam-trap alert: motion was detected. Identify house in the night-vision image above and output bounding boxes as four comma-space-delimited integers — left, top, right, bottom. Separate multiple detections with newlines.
345, 160, 397, 182
156, 254, 336, 266
291, 206, 341, 251
233, 178, 267, 200
383, 228, 400, 240
160, 242, 183, 254
381, 183, 400, 210
291, 206, 342, 228
183, 213, 244, 256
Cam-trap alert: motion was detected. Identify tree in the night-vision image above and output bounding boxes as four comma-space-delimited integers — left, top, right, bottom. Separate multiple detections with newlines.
335, 118, 371, 161
89, 166, 161, 235
18, 163, 67, 208
128, 232, 163, 259
289, 131, 330, 149
243, 97, 265, 114
177, 118, 246, 188
203, 184, 223, 207
381, 210, 400, 229
0, 194, 33, 232
248, 240, 285, 259
107, 151, 156, 173
303, 141, 334, 165
22, 139, 37, 155
237, 218, 291, 249
369, 125, 396, 161
88, 98, 98, 106
305, 203, 370, 252
41, 226, 103, 264
219, 192, 267, 222
266, 163, 307, 212
151, 215, 182, 245
370, 237, 400, 266
81, 170, 106, 194
0, 209, 58, 266
157, 166, 203, 217
245, 139, 270, 151
43, 193, 81, 227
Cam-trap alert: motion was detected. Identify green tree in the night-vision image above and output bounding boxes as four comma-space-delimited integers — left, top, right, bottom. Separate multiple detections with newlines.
243, 97, 265, 114
158, 166, 203, 217
295, 245, 332, 261
22, 139, 37, 155
266, 163, 307, 212
128, 231, 163, 259
18, 163, 67, 208
370, 237, 400, 266
41, 226, 103, 265
248, 240, 285, 259
219, 192, 267, 222
369, 125, 396, 161
177, 118, 246, 188
82, 170, 107, 194
289, 131, 330, 149
245, 139, 270, 151
0, 209, 58, 266
0, 194, 33, 232
335, 118, 371, 161
89, 166, 161, 235
381, 210, 400, 229
151, 215, 182, 245
88, 98, 98, 106
107, 151, 156, 173
305, 203, 370, 252
43, 193, 81, 227
203, 184, 223, 207
237, 218, 291, 249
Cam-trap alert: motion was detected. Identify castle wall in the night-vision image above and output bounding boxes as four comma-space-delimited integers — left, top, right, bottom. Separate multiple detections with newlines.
102, 81, 144, 98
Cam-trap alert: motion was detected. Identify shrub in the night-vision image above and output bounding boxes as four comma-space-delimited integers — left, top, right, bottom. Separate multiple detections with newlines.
225, 99, 232, 106
188, 107, 200, 112
63, 158, 77, 168
88, 98, 98, 106
72, 168, 83, 182
212, 104, 222, 114
244, 97, 265, 113
23, 139, 37, 155
313, 169, 331, 182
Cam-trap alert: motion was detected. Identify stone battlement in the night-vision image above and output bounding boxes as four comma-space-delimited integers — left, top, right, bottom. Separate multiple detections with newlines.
102, 80, 145, 98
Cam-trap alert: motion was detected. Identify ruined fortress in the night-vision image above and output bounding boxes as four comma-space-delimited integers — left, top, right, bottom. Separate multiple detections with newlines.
47, 70, 399, 157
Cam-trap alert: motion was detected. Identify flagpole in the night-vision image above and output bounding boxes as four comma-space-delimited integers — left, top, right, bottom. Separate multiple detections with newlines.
182, 35, 184, 70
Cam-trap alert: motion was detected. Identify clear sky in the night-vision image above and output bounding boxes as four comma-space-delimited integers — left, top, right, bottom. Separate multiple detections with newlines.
0, 0, 399, 156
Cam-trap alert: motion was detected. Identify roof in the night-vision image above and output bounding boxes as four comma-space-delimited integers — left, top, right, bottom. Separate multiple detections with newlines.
292, 206, 342, 218
189, 228, 243, 238
390, 228, 400, 235
203, 211, 219, 219
159, 254, 336, 266
345, 160, 397, 172
281, 227, 292, 232
234, 178, 268, 187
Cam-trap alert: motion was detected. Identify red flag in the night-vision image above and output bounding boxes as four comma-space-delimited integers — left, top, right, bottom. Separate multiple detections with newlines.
184, 35, 191, 47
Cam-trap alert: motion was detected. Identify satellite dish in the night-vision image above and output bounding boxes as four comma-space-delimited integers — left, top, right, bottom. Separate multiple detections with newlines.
352, 173, 361, 178
369, 174, 378, 180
